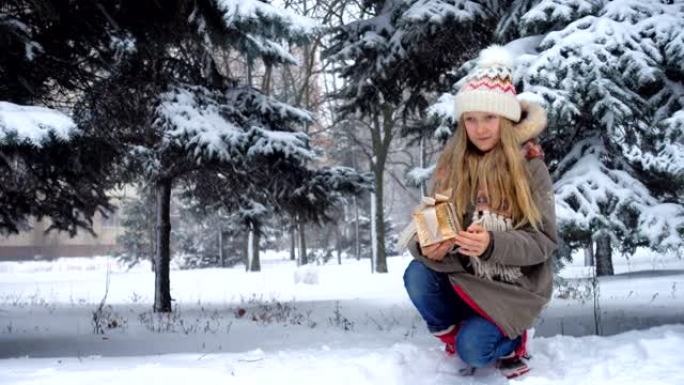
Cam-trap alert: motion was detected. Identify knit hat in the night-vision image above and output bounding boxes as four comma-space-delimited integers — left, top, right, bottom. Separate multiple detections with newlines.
454, 45, 521, 122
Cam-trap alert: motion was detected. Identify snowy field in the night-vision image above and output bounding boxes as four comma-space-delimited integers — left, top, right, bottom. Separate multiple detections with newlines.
1, 250, 683, 384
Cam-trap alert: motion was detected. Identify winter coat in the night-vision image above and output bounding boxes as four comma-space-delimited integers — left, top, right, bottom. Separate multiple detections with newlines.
407, 101, 558, 338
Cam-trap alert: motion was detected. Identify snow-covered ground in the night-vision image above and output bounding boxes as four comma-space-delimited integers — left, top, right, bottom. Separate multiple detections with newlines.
1, 250, 683, 384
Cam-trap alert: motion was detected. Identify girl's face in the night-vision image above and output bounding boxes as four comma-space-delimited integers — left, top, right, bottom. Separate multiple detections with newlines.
463, 111, 501, 152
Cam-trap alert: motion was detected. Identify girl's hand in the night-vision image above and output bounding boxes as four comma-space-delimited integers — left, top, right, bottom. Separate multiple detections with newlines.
421, 239, 457, 261
452, 223, 490, 257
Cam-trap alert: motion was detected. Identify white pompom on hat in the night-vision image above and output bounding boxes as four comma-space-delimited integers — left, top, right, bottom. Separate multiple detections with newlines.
454, 45, 521, 122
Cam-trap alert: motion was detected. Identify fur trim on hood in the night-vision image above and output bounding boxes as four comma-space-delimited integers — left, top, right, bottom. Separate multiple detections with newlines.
514, 101, 547, 144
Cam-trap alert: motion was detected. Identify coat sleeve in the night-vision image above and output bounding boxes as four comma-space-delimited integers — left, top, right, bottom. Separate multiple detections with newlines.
480, 157, 558, 266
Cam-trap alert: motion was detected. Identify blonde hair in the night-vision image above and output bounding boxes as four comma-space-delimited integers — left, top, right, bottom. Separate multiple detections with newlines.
431, 117, 542, 231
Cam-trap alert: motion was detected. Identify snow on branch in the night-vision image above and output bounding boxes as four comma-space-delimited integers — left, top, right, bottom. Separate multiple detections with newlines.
426, 93, 456, 139
311, 166, 373, 195
154, 85, 316, 165
215, 0, 319, 39
653, 111, 684, 176
244, 34, 298, 65
246, 127, 315, 161
237, 199, 269, 221
155, 86, 245, 162
639, 203, 684, 251
326, 12, 394, 62
403, 0, 486, 23
226, 87, 313, 126
426, 93, 456, 122
519, 0, 601, 35
406, 165, 436, 188
554, 137, 683, 250
0, 101, 78, 146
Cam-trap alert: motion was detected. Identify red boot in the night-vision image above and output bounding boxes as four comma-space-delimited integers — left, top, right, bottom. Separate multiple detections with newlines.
434, 324, 459, 356
497, 353, 530, 379
497, 330, 531, 379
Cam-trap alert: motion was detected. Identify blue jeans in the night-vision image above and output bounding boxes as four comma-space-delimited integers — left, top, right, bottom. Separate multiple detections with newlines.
403, 260, 521, 367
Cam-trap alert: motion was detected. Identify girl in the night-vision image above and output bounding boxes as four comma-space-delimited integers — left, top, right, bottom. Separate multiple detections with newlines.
402, 45, 558, 379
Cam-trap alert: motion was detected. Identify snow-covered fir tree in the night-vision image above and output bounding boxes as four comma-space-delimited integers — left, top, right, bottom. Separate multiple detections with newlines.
508, 0, 684, 273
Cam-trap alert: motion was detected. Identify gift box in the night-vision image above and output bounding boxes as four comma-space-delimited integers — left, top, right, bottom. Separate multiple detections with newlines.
413, 192, 459, 248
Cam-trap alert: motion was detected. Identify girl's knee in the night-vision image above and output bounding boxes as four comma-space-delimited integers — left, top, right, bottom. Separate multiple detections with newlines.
456, 334, 492, 367
456, 318, 500, 368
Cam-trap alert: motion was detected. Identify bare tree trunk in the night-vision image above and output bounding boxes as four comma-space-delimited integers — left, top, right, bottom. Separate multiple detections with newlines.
248, 225, 261, 272
290, 223, 296, 261
369, 105, 393, 273
243, 231, 249, 272
149, 212, 156, 272
154, 178, 172, 313
370, 190, 377, 273
371, 180, 387, 272
262, 64, 272, 95
584, 239, 594, 267
246, 53, 253, 87
149, 225, 156, 272
591, 236, 602, 335
298, 218, 308, 265
354, 195, 360, 261
336, 223, 342, 265
350, 149, 361, 261
595, 231, 614, 276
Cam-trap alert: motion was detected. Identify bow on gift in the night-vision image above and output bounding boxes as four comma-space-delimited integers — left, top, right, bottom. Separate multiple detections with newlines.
412, 190, 460, 248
